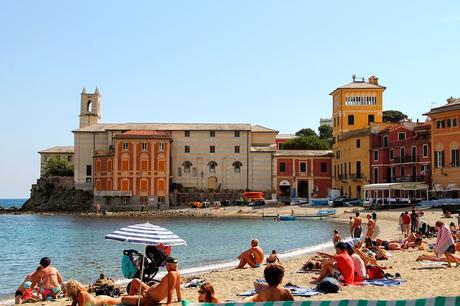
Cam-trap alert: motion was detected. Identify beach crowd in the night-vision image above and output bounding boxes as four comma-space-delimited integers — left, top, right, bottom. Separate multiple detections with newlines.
14, 208, 460, 306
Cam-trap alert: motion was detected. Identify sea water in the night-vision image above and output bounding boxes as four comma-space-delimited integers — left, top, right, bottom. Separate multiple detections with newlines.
0, 213, 348, 303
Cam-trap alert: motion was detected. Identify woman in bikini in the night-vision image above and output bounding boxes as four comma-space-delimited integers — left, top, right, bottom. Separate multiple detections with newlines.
64, 279, 121, 306
38, 257, 63, 300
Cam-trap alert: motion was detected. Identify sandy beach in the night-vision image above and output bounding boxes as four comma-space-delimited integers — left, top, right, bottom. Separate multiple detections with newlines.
10, 206, 460, 306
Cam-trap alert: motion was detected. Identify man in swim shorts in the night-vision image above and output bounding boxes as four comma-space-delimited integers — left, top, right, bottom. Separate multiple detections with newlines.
122, 256, 182, 305
235, 239, 265, 269
313, 242, 355, 284
37, 257, 63, 300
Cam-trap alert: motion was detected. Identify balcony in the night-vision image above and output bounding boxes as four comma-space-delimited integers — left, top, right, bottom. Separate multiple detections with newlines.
384, 176, 428, 183
94, 190, 132, 197
349, 173, 363, 181
393, 155, 418, 163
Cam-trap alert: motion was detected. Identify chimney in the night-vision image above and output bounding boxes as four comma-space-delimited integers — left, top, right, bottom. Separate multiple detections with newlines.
368, 75, 379, 85
447, 96, 457, 104
352, 74, 356, 82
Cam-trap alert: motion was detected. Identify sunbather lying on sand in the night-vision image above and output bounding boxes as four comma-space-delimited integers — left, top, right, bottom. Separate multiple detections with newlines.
244, 264, 294, 302
353, 247, 391, 270
64, 280, 121, 306
416, 254, 460, 267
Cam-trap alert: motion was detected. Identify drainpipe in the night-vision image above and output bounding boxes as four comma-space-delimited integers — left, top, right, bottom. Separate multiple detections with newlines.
246, 131, 249, 190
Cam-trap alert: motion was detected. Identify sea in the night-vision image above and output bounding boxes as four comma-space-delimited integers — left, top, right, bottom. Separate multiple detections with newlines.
0, 199, 348, 304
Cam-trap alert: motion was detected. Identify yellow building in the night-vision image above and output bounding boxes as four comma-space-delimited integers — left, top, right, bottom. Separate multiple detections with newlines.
331, 75, 386, 198
423, 97, 460, 197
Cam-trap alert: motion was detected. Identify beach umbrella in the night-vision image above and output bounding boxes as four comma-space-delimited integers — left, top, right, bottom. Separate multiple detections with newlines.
105, 222, 186, 306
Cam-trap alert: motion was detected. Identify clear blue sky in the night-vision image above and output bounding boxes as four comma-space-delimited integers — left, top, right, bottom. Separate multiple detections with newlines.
1, 1, 459, 198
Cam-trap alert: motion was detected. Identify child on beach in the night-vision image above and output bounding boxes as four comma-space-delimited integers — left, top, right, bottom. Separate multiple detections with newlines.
332, 230, 341, 246
266, 250, 280, 264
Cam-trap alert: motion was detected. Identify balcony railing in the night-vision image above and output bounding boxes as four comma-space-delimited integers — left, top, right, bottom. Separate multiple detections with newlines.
94, 190, 132, 197
384, 176, 428, 183
349, 173, 363, 180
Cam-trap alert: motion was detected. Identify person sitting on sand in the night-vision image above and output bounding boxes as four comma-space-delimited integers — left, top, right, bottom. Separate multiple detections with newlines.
434, 221, 457, 268
344, 243, 366, 281
122, 257, 182, 305
353, 247, 390, 270
15, 267, 42, 304
332, 229, 341, 246
312, 242, 354, 284
235, 239, 264, 269
197, 282, 223, 303
266, 250, 280, 264
64, 279, 121, 306
245, 264, 294, 302
37, 257, 63, 300
366, 214, 376, 238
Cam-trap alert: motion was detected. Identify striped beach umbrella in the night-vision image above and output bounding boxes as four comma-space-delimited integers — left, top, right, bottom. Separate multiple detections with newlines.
105, 222, 186, 246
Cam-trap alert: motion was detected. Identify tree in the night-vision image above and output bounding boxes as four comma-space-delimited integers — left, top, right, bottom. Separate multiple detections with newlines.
44, 156, 74, 177
318, 124, 332, 139
281, 135, 330, 150
295, 128, 317, 137
383, 110, 408, 123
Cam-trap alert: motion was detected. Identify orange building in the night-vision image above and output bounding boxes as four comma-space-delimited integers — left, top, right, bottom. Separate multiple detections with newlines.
93, 130, 171, 206
424, 98, 460, 197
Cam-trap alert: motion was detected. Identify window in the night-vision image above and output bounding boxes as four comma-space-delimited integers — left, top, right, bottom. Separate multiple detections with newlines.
140, 197, 147, 204
436, 120, 446, 129
86, 165, 92, 177
234, 131, 240, 137
159, 142, 165, 151
421, 164, 429, 176
423, 144, 428, 158
335, 150, 340, 159
192, 167, 197, 177
177, 167, 182, 176
412, 146, 417, 162
210, 145, 215, 153
140, 159, 148, 171
356, 161, 361, 177
452, 149, 459, 167
158, 160, 165, 171
374, 150, 378, 161
280, 162, 286, 172
141, 142, 147, 151
390, 167, 395, 180
121, 197, 129, 205
140, 180, 148, 193
398, 132, 406, 140
210, 130, 215, 137
368, 114, 375, 124
436, 151, 445, 168
300, 162, 306, 172
123, 142, 129, 150
400, 147, 405, 162
183, 161, 192, 173
122, 159, 129, 171
348, 115, 354, 125
390, 149, 394, 159
234, 146, 240, 153
184, 145, 190, 153
383, 135, 388, 148
208, 161, 217, 173
158, 197, 165, 204
321, 162, 327, 172
400, 166, 405, 178
68, 155, 72, 162
373, 168, 378, 183
185, 130, 190, 137
356, 139, 361, 148
233, 161, 242, 173
447, 118, 457, 128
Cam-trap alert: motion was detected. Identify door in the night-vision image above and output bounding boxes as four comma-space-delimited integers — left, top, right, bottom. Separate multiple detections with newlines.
297, 181, 308, 198
208, 176, 217, 190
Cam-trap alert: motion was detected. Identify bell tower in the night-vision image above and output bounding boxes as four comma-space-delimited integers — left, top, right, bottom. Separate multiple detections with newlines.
79, 86, 101, 128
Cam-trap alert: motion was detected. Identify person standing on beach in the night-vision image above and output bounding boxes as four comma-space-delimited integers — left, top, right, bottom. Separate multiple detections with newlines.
349, 217, 354, 238
332, 230, 341, 246
352, 212, 362, 239
235, 239, 264, 269
366, 214, 376, 238
402, 211, 411, 237
372, 211, 377, 221
122, 256, 182, 305
37, 257, 63, 300
410, 209, 419, 233
245, 264, 294, 302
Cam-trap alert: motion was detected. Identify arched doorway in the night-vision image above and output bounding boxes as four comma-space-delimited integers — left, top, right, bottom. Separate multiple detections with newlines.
208, 176, 217, 190
279, 180, 290, 197
297, 181, 308, 198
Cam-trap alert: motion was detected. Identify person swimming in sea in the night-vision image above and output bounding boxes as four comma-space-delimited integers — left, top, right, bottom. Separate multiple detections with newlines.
64, 279, 121, 306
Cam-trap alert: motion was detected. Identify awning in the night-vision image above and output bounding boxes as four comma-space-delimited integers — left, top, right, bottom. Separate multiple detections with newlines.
279, 180, 290, 186
363, 182, 428, 191
446, 184, 460, 191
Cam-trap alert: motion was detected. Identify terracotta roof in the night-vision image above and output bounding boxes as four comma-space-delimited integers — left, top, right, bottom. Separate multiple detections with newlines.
38, 146, 74, 154
330, 79, 386, 95
250, 125, 278, 133
423, 98, 460, 116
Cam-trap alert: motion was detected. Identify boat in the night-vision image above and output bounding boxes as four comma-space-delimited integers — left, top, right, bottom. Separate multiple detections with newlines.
279, 215, 296, 221
311, 198, 329, 206
317, 209, 336, 217
290, 198, 308, 205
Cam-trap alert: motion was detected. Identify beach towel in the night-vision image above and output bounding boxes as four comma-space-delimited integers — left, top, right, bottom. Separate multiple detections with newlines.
362, 279, 406, 286
237, 285, 320, 297
435, 224, 455, 256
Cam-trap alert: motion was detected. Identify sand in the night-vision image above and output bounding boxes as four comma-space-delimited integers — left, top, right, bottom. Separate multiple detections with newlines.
15, 206, 460, 306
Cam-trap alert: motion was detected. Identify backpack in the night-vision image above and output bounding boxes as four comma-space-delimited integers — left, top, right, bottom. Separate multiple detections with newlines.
121, 255, 138, 279
316, 277, 341, 293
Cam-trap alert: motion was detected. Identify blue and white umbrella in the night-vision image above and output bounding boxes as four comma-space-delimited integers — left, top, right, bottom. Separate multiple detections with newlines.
105, 222, 186, 246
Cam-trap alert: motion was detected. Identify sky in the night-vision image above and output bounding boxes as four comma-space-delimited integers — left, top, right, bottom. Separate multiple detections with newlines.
1, 1, 460, 198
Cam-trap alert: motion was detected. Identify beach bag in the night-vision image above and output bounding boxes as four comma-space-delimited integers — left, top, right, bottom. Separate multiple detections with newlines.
367, 266, 385, 279
95, 284, 120, 297
121, 255, 138, 279
316, 277, 341, 293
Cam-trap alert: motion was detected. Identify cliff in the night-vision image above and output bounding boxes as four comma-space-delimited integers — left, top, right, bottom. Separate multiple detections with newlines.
22, 176, 93, 212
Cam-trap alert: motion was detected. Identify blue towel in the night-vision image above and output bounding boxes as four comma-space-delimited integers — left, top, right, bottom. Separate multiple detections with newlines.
363, 279, 406, 286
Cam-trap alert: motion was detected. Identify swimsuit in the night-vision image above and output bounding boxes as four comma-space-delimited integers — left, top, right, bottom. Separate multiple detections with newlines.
255, 263, 261, 268
40, 285, 61, 298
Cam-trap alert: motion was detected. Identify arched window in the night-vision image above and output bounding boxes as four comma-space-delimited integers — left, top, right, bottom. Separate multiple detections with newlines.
208, 161, 218, 173
232, 161, 242, 173
182, 161, 193, 173
87, 100, 92, 112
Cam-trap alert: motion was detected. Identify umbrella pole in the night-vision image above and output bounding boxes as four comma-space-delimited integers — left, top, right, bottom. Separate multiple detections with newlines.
137, 244, 146, 306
